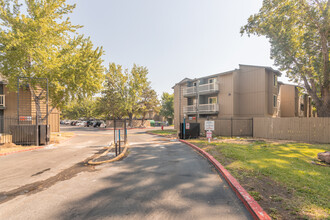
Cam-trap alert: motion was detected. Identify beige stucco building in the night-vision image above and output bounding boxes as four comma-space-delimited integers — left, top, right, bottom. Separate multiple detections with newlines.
173, 64, 282, 130
0, 77, 60, 132
277, 83, 312, 117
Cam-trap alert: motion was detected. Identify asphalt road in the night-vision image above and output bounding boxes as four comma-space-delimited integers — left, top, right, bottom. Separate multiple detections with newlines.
0, 127, 252, 220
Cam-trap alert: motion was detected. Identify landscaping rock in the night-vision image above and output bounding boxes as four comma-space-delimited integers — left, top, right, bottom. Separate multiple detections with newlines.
317, 151, 330, 164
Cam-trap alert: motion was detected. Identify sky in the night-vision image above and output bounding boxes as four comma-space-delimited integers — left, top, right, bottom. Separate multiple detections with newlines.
68, 0, 290, 96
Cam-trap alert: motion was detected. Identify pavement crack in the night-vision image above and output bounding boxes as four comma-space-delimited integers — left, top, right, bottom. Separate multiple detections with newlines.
31, 168, 51, 177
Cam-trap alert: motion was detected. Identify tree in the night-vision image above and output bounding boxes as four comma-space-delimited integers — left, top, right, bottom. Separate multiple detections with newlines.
101, 63, 150, 126
61, 97, 99, 120
0, 0, 104, 119
160, 92, 174, 124
138, 86, 160, 126
241, 0, 329, 116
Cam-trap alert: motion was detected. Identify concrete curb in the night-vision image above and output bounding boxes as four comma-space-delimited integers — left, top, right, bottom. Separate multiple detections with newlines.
88, 144, 129, 165
179, 139, 271, 220
0, 146, 44, 157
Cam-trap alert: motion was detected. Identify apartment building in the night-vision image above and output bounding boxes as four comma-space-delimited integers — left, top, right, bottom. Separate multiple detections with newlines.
0, 76, 60, 132
277, 83, 312, 117
173, 64, 281, 130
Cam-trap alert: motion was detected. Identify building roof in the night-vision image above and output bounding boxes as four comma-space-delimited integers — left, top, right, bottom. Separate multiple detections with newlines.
173, 64, 283, 87
239, 64, 282, 76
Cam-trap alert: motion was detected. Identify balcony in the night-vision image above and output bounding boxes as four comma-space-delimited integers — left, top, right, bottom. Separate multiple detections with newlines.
183, 86, 197, 97
183, 104, 219, 114
199, 83, 219, 94
0, 95, 5, 108
183, 105, 197, 114
183, 83, 219, 97
198, 104, 219, 113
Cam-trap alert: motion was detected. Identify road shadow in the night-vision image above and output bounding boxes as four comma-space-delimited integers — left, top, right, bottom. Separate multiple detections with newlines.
57, 142, 252, 219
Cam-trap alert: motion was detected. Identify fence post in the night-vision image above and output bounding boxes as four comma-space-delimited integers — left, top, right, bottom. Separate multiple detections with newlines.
118, 129, 121, 154
114, 119, 117, 156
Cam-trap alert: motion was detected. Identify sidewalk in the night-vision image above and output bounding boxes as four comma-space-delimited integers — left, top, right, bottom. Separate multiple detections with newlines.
0, 132, 111, 192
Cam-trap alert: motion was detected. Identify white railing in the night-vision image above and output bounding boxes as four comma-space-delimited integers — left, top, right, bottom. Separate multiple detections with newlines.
198, 104, 219, 112
0, 95, 5, 107
183, 86, 197, 96
199, 83, 219, 93
183, 83, 219, 96
184, 104, 219, 114
183, 105, 197, 114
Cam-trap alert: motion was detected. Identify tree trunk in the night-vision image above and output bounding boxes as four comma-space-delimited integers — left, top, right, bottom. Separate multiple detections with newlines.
128, 113, 133, 128
316, 87, 330, 117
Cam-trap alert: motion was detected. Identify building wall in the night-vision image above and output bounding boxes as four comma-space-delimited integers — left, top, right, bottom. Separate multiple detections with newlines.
3, 85, 60, 132
218, 73, 234, 117
238, 66, 267, 117
281, 85, 296, 117
4, 86, 32, 117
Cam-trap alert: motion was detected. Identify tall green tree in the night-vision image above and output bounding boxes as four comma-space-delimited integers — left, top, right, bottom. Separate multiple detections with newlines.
0, 0, 104, 118
160, 92, 174, 124
241, 0, 329, 116
101, 63, 150, 126
61, 97, 99, 120
138, 86, 160, 126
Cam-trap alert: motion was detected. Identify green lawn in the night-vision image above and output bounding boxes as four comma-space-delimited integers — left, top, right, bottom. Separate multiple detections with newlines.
188, 139, 330, 219
148, 129, 177, 136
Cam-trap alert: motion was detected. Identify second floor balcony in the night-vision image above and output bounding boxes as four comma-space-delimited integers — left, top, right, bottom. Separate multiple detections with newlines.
183, 103, 219, 114
183, 82, 219, 97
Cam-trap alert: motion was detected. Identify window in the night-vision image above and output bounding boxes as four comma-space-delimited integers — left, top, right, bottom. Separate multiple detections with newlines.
208, 97, 217, 104
208, 78, 216, 84
193, 82, 197, 87
273, 95, 277, 107
274, 75, 277, 86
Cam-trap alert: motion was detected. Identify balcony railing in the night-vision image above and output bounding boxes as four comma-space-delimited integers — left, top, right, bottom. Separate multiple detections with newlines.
183, 83, 219, 96
183, 86, 197, 96
0, 95, 5, 107
183, 105, 197, 114
183, 104, 219, 114
198, 104, 219, 112
199, 83, 219, 94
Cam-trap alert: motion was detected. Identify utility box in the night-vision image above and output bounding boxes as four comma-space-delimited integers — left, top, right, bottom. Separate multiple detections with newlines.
10, 125, 50, 146
179, 123, 200, 139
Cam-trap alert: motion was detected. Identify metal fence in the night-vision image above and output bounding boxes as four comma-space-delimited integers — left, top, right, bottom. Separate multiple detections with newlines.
186, 118, 253, 137
113, 119, 128, 156
0, 116, 49, 146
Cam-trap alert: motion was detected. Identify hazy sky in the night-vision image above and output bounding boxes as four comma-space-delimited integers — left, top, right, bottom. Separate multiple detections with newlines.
68, 0, 290, 96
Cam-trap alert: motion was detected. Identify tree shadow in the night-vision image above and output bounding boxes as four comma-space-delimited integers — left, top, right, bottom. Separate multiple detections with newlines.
57, 142, 253, 220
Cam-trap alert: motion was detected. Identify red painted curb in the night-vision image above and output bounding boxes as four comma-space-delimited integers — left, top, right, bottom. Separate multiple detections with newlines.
179, 139, 271, 220
0, 146, 44, 157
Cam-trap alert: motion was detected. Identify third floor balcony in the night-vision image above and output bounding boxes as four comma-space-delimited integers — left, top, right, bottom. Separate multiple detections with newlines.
183, 82, 219, 97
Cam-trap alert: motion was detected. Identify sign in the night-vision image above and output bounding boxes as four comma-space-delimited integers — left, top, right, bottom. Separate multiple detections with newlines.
19, 116, 32, 121
188, 117, 192, 120
186, 123, 190, 129
206, 131, 212, 139
205, 121, 215, 131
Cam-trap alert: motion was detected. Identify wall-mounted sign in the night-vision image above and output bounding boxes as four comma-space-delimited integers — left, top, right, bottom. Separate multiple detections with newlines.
205, 121, 214, 131
19, 116, 32, 121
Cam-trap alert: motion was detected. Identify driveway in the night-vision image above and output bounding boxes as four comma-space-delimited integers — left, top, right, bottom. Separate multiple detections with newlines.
0, 127, 252, 219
